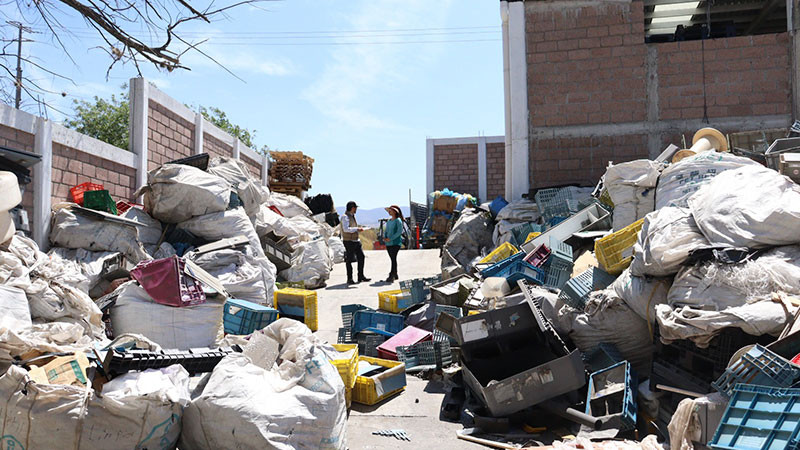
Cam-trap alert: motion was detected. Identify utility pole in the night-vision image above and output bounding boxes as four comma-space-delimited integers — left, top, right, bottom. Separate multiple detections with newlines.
7, 21, 33, 109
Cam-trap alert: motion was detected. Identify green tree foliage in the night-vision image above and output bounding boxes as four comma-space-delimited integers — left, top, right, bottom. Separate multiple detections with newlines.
200, 106, 269, 155
64, 88, 130, 151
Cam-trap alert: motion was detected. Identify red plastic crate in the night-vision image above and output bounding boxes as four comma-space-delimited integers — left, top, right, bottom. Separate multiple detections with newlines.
130, 256, 206, 307
525, 244, 551, 268
116, 201, 144, 215
376, 326, 432, 361
70, 182, 104, 206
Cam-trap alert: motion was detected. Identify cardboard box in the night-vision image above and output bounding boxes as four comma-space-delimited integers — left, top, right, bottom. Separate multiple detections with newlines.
431, 215, 449, 234
433, 196, 457, 213
28, 353, 90, 387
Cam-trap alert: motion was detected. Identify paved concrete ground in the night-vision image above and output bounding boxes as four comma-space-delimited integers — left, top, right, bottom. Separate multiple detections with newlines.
316, 248, 483, 449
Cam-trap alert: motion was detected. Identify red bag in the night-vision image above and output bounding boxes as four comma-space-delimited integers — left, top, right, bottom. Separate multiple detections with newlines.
130, 256, 206, 307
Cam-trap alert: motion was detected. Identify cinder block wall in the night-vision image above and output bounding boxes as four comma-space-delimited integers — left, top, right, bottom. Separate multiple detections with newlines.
51, 143, 137, 205
147, 101, 196, 170
525, 0, 793, 188
486, 142, 506, 199
433, 143, 479, 195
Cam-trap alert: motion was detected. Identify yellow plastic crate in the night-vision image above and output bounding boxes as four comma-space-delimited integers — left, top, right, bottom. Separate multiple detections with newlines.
378, 289, 413, 313
273, 288, 318, 332
353, 356, 406, 406
331, 344, 358, 389
594, 218, 644, 275
524, 232, 542, 244
479, 242, 519, 264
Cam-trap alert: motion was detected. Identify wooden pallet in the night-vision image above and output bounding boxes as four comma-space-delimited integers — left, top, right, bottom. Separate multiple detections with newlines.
270, 181, 309, 198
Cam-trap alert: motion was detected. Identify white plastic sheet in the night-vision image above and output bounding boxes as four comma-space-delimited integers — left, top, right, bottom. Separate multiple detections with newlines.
328, 236, 345, 264
191, 249, 273, 305
0, 364, 188, 450
181, 319, 347, 450
110, 281, 224, 349
689, 165, 800, 249
630, 207, 708, 277
0, 285, 31, 332
138, 164, 231, 223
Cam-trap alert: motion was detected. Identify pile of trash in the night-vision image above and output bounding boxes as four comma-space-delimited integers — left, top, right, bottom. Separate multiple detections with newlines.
345, 127, 800, 448
0, 153, 353, 448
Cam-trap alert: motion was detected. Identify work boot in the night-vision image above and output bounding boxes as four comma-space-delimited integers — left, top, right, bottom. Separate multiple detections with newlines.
359, 276, 371, 282
347, 279, 357, 285
384, 275, 394, 283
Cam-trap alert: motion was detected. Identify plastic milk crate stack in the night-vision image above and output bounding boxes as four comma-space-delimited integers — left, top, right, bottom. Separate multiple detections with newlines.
425, 125, 800, 447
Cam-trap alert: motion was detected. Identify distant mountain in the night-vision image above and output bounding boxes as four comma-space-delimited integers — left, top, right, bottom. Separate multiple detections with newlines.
334, 206, 411, 227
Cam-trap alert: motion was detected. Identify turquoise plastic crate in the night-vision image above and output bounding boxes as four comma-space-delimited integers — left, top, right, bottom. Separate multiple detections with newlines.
586, 361, 637, 432
559, 267, 616, 310
710, 384, 800, 450
713, 345, 800, 398
542, 236, 573, 290
535, 187, 579, 221
433, 304, 462, 344
352, 310, 405, 336
223, 299, 279, 335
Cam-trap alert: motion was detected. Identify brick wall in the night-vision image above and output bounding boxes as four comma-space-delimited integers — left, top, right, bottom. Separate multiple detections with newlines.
0, 124, 35, 225
530, 135, 648, 188
203, 133, 233, 161
525, 0, 793, 187
657, 33, 791, 120
433, 143, 479, 195
51, 143, 136, 205
486, 142, 505, 199
147, 100, 194, 171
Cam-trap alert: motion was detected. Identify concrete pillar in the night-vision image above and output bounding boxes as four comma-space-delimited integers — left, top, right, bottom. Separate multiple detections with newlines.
426, 138, 435, 199
129, 78, 149, 196
233, 138, 241, 160
194, 112, 204, 155
261, 152, 269, 187
477, 136, 488, 202
32, 117, 52, 250
505, 1, 530, 199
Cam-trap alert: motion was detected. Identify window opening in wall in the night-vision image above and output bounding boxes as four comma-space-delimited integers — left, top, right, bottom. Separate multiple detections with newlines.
645, 0, 787, 43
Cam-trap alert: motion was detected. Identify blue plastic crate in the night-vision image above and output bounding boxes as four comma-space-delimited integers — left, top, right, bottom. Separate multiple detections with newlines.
502, 261, 546, 285
340, 304, 373, 342
399, 275, 441, 304
559, 267, 616, 310
223, 299, 279, 335
352, 310, 405, 336
710, 384, 800, 450
586, 361, 637, 432
713, 345, 800, 398
480, 251, 525, 278
489, 196, 509, 217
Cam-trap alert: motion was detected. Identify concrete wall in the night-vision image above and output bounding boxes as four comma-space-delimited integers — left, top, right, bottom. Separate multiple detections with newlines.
521, 0, 794, 189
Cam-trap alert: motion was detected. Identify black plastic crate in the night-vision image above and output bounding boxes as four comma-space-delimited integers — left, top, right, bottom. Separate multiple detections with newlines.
103, 345, 241, 376
167, 153, 210, 170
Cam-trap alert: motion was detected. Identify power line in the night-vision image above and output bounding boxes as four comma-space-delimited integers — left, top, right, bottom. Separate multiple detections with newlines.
7, 20, 34, 109
33, 25, 500, 36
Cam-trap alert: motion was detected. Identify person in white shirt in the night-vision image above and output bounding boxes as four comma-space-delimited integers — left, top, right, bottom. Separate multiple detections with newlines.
340, 201, 370, 285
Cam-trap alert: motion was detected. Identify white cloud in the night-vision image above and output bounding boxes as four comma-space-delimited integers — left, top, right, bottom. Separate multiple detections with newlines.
301, 0, 453, 131
179, 30, 296, 77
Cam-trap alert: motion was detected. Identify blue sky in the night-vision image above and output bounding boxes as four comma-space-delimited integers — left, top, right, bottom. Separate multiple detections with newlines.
10, 0, 504, 208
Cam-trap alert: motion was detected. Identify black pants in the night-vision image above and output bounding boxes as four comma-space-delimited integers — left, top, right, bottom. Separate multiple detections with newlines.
344, 240, 365, 281
386, 245, 400, 278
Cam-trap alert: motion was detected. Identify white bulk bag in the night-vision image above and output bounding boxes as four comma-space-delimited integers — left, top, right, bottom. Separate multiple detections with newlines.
630, 207, 708, 277
181, 319, 347, 450
689, 165, 800, 249
138, 164, 231, 223
49, 206, 150, 264
604, 159, 661, 230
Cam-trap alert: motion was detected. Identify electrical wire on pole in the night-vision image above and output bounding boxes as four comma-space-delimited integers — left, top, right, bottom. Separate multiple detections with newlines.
6, 21, 34, 109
